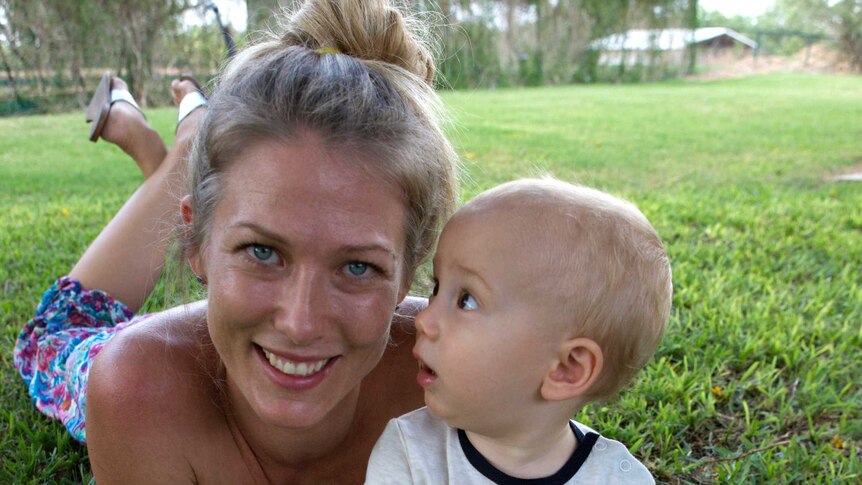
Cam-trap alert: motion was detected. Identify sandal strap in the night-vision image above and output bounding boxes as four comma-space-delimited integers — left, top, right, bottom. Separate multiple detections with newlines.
110, 89, 143, 114
177, 91, 207, 129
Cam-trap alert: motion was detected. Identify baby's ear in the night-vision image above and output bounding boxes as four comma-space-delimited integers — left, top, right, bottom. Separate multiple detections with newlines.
540, 338, 603, 402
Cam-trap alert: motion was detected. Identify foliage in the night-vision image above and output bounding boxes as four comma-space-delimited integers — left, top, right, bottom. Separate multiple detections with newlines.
758, 0, 831, 34
2, 74, 861, 483
750, 0, 830, 56
698, 9, 756, 34
752, 0, 862, 65
0, 0, 201, 114
832, 1, 862, 68
2, 0, 862, 114
436, 5, 506, 89
247, 0, 299, 33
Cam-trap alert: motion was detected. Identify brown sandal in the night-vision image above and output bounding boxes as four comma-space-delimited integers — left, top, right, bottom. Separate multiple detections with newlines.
179, 74, 205, 95
84, 72, 113, 142
84, 72, 145, 143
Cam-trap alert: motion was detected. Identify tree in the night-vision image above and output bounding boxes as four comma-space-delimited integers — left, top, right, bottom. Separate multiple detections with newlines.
246, 0, 298, 33
685, 0, 697, 74
1, 0, 195, 110
97, 0, 194, 106
698, 8, 757, 34
832, 0, 862, 69
756, 0, 861, 69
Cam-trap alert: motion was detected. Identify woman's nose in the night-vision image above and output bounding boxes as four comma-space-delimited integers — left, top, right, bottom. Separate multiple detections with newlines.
415, 301, 440, 340
274, 269, 327, 345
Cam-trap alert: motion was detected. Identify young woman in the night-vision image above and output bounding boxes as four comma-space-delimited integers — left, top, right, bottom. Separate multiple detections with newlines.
14, 0, 459, 481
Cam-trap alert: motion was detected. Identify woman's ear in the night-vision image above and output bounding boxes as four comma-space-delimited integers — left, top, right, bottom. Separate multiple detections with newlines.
540, 338, 604, 402
180, 195, 205, 279
181, 194, 194, 226
397, 274, 412, 307
395, 264, 417, 307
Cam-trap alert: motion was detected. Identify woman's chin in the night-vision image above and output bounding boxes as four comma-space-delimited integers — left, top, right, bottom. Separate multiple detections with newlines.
236, 358, 362, 432
251, 384, 360, 432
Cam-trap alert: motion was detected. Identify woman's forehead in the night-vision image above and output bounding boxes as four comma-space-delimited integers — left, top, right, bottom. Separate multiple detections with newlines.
213, 137, 407, 247
228, 135, 393, 193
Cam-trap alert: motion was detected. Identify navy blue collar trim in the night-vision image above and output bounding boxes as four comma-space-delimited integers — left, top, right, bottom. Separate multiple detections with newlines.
457, 422, 599, 485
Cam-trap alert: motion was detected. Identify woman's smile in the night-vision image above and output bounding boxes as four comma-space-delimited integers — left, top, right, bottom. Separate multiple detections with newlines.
261, 346, 333, 378
256, 344, 341, 391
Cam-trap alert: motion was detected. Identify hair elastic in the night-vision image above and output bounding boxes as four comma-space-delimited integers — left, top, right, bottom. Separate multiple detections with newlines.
315, 47, 341, 55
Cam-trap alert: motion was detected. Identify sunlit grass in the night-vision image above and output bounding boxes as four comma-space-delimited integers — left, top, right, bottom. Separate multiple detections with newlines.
2, 74, 860, 483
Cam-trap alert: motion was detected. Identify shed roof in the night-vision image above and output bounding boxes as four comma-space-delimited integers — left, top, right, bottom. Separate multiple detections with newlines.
592, 28, 758, 51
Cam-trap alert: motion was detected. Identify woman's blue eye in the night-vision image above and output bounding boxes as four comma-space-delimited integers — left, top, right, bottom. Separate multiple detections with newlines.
249, 245, 275, 262
347, 262, 369, 276
458, 292, 478, 311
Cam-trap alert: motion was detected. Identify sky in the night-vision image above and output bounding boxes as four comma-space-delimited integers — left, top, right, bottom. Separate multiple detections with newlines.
200, 0, 778, 33
184, 0, 248, 32
213, 0, 248, 31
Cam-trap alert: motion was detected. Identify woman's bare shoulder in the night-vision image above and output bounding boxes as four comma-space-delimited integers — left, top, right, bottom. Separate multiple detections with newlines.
86, 301, 228, 481
91, 301, 216, 399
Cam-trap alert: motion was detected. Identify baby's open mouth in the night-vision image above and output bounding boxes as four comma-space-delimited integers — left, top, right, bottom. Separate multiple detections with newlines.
418, 360, 437, 376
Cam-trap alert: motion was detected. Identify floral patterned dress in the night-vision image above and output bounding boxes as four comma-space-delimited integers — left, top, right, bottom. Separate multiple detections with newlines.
14, 277, 151, 442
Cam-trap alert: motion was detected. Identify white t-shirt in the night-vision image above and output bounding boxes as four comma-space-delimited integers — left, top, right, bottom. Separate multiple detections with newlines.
366, 407, 654, 484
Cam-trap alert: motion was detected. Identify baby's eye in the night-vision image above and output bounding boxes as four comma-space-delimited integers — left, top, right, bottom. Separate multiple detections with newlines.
346, 262, 370, 276
247, 244, 278, 265
430, 279, 439, 298
457, 292, 478, 311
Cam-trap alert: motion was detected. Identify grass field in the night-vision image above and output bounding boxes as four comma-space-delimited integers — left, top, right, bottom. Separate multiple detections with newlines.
2, 74, 861, 483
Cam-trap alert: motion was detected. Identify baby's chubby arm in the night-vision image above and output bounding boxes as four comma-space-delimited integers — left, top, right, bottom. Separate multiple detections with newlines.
365, 418, 414, 484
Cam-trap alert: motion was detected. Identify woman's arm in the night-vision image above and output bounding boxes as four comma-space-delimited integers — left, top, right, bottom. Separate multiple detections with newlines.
70, 107, 203, 312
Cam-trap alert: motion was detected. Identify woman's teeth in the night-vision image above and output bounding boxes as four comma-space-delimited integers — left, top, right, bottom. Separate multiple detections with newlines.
263, 349, 330, 377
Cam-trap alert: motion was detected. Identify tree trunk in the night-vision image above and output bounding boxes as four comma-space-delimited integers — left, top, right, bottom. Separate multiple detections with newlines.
686, 0, 698, 75
0, 43, 24, 106
504, 0, 519, 83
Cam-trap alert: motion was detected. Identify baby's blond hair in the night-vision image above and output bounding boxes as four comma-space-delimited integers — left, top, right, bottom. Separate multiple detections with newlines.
459, 178, 672, 401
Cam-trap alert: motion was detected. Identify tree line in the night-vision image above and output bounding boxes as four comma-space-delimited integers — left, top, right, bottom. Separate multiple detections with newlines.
1, 0, 859, 115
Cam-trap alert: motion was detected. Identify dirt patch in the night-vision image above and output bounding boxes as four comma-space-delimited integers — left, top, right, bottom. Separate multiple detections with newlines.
823, 160, 862, 182
688, 43, 857, 81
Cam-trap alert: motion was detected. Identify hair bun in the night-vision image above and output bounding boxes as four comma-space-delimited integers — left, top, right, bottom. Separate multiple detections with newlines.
282, 0, 436, 84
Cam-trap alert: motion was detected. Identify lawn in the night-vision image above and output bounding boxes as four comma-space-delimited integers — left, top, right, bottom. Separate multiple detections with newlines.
2, 74, 860, 483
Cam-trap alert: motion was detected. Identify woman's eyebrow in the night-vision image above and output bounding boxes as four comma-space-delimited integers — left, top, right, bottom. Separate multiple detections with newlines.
227, 221, 287, 243
340, 244, 398, 261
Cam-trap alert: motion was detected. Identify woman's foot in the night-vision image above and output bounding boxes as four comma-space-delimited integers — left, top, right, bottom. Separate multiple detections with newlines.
98, 77, 168, 179
171, 77, 206, 141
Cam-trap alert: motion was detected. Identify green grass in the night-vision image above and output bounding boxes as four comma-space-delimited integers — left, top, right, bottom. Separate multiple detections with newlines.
2, 74, 861, 483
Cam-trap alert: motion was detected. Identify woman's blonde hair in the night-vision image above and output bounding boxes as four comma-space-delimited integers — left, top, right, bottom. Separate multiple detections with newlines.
187, 0, 459, 282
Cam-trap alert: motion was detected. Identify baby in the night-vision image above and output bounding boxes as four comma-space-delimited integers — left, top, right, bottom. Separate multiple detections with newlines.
366, 178, 672, 484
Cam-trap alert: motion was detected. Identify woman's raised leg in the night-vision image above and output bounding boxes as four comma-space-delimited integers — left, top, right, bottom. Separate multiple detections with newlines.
69, 79, 205, 312
96, 77, 168, 179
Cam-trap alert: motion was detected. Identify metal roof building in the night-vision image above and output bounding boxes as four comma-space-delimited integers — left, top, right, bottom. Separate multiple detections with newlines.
592, 28, 758, 51
592, 28, 758, 67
